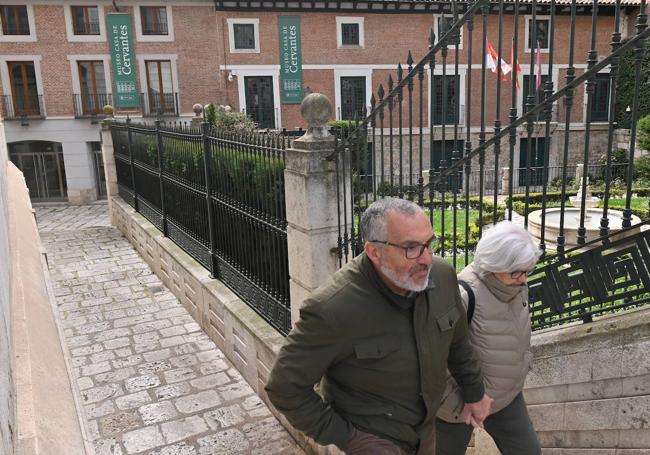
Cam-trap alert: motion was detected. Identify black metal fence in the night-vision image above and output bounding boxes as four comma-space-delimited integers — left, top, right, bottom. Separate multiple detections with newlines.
334, 0, 650, 331
111, 119, 291, 334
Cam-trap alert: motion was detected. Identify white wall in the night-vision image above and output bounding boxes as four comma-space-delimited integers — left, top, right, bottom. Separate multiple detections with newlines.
0, 118, 16, 455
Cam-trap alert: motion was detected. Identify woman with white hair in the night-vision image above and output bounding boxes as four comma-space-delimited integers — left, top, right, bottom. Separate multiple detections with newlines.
436, 220, 542, 455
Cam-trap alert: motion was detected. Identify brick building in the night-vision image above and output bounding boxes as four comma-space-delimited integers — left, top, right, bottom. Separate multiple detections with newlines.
0, 0, 641, 203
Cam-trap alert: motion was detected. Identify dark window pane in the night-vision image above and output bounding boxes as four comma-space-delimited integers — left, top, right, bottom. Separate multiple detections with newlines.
522, 74, 549, 121
8, 61, 39, 116
519, 138, 548, 187
432, 75, 459, 125
341, 76, 365, 120
71, 6, 99, 35
590, 73, 610, 122
438, 16, 460, 45
141, 6, 168, 35
529, 19, 549, 49
234, 23, 255, 49
1, 6, 29, 35
341, 23, 359, 46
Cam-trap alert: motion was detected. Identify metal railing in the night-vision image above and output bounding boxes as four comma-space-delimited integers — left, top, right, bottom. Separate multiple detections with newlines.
333, 0, 650, 331
73, 93, 113, 118
1, 94, 44, 120
140, 92, 179, 117
111, 119, 292, 334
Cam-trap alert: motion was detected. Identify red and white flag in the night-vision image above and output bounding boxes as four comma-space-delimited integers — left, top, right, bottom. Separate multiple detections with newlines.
510, 38, 522, 89
486, 40, 511, 80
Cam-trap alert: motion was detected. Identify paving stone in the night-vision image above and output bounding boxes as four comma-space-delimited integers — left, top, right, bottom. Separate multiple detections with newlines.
175, 391, 222, 414
204, 404, 246, 430
116, 391, 153, 410
241, 395, 272, 418
93, 438, 124, 455
242, 417, 288, 448
77, 376, 94, 391
99, 411, 142, 437
155, 383, 192, 400
198, 359, 229, 375
160, 325, 187, 338
161, 336, 186, 348
164, 368, 197, 384
94, 367, 137, 385
161, 415, 209, 444
122, 425, 166, 454
190, 372, 230, 390
218, 382, 255, 401
169, 354, 198, 368
143, 349, 172, 362
81, 383, 123, 404
85, 400, 116, 419
124, 374, 161, 393
104, 337, 132, 350
149, 442, 197, 455
197, 428, 250, 455
252, 438, 302, 455
139, 401, 179, 425
138, 360, 172, 375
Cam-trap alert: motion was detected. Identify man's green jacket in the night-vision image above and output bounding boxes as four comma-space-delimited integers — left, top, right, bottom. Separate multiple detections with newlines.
265, 253, 484, 452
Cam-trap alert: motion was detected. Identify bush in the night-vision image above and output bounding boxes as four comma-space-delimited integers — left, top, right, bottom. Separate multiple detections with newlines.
205, 103, 256, 132
638, 115, 650, 152
635, 155, 650, 182
615, 42, 650, 128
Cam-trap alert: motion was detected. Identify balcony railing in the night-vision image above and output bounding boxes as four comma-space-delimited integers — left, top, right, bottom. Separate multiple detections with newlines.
140, 92, 179, 117
1, 94, 44, 120
73, 93, 113, 118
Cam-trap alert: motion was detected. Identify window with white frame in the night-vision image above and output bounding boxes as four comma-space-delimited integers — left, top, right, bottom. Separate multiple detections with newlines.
433, 15, 463, 48
0, 5, 35, 42
336, 17, 364, 48
526, 17, 550, 51
227, 18, 259, 53
64, 5, 106, 42
133, 5, 174, 42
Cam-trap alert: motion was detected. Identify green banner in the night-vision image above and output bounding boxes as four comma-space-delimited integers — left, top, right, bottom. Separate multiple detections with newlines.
279, 16, 303, 104
107, 13, 138, 108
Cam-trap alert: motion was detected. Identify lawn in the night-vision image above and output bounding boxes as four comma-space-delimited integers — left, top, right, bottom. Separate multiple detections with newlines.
601, 197, 649, 211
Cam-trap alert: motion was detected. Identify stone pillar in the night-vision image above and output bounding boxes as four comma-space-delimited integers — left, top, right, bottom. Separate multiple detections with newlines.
501, 167, 510, 195
575, 162, 584, 183
285, 93, 345, 324
100, 107, 119, 223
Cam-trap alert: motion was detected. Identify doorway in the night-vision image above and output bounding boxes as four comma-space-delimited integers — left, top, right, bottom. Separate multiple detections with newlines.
8, 141, 67, 201
244, 76, 275, 129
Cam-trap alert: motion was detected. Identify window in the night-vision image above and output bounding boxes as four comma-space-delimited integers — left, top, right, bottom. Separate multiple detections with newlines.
71, 6, 99, 35
227, 19, 259, 53
77, 61, 107, 115
432, 75, 459, 125
519, 138, 548, 187
522, 74, 549, 121
434, 15, 463, 48
1, 5, 29, 35
340, 76, 366, 120
590, 73, 610, 122
140, 6, 168, 35
234, 24, 255, 49
431, 140, 464, 190
145, 60, 175, 115
8, 61, 40, 116
527, 18, 549, 50
341, 23, 359, 46
336, 17, 364, 48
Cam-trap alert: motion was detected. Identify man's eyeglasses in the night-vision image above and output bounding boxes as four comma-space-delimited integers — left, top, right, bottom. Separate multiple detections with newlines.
369, 236, 439, 259
510, 269, 535, 280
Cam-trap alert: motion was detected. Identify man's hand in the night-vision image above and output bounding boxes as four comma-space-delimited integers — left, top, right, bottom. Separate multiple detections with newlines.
461, 394, 493, 428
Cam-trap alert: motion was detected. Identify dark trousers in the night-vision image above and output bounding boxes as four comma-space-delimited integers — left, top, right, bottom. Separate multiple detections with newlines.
435, 393, 541, 455
345, 427, 436, 455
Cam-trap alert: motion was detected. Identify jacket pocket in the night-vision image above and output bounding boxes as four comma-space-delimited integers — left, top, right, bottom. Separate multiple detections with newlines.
353, 335, 399, 359
436, 305, 461, 332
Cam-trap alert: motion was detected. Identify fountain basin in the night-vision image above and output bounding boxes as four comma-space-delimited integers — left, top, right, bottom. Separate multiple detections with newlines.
528, 208, 641, 249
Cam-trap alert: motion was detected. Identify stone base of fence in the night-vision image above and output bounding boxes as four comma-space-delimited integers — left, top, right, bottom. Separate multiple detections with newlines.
110, 195, 345, 455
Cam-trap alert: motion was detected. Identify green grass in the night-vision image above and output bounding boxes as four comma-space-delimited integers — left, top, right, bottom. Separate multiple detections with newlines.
428, 208, 480, 237
601, 197, 649, 211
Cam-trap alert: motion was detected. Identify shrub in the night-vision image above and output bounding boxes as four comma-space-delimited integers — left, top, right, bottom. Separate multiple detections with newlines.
638, 115, 650, 152
205, 103, 256, 132
635, 155, 650, 182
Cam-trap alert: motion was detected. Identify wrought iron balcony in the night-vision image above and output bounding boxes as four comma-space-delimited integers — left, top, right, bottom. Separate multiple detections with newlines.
140, 92, 179, 117
1, 94, 45, 120
73, 93, 113, 119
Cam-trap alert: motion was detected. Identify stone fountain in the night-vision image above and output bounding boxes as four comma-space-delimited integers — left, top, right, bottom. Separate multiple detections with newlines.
527, 178, 641, 249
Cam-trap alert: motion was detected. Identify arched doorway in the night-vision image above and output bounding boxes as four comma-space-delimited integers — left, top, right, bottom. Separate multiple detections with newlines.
8, 140, 67, 201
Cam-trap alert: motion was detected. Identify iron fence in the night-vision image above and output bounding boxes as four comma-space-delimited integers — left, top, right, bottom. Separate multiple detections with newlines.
333, 0, 650, 331
73, 93, 113, 118
1, 94, 45, 120
111, 119, 292, 334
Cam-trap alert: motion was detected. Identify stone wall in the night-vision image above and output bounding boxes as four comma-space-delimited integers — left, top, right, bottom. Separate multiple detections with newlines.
0, 121, 16, 455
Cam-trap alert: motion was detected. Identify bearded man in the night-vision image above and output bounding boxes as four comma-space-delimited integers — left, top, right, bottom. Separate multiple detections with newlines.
265, 197, 491, 455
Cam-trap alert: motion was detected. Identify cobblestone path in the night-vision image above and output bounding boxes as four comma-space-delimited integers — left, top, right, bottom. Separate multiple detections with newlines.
37, 203, 303, 455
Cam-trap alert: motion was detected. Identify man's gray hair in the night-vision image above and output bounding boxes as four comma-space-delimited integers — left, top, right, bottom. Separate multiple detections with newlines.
474, 220, 542, 276
360, 197, 424, 242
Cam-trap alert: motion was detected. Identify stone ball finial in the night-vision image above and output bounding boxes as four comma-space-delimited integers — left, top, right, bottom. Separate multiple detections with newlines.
300, 93, 333, 139
103, 104, 114, 117
192, 103, 203, 116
